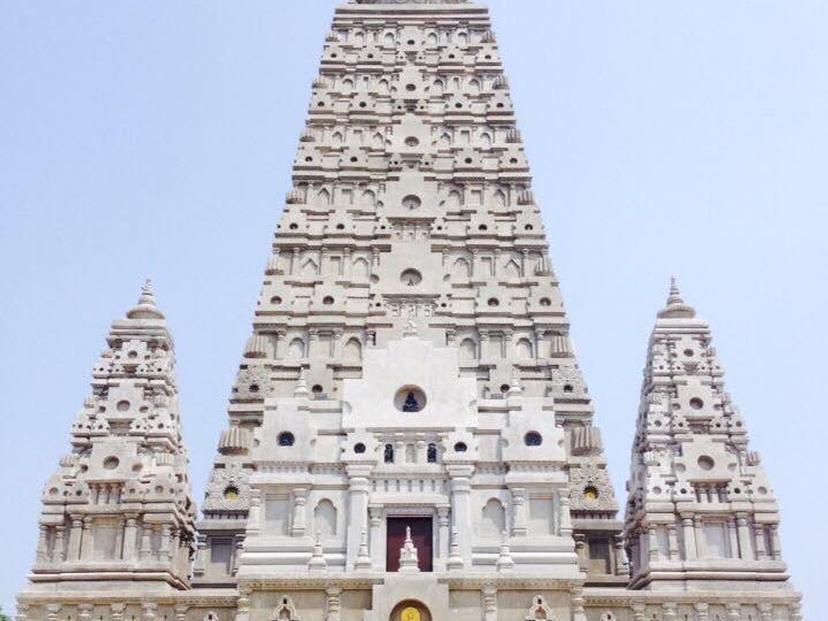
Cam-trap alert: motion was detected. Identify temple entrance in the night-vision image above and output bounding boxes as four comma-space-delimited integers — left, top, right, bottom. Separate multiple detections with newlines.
386, 517, 433, 572
390, 601, 432, 621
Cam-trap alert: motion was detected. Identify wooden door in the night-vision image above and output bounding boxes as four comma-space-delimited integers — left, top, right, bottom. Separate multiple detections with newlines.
386, 517, 433, 572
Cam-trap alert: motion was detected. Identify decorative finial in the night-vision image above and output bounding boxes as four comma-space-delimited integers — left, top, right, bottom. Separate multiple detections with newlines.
126, 278, 165, 320
657, 276, 696, 319
667, 276, 684, 306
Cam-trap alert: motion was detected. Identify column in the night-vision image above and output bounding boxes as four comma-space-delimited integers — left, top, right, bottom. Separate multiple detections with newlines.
291, 488, 308, 537
510, 487, 527, 537
142, 603, 158, 621
558, 490, 573, 538
174, 605, 189, 621
233, 534, 245, 576
736, 513, 752, 559
681, 516, 697, 560
757, 603, 774, 621
754, 524, 767, 560
437, 506, 450, 570
614, 535, 629, 574
648, 525, 660, 561
694, 515, 706, 558
694, 603, 709, 621
325, 587, 342, 621
110, 604, 126, 621
448, 465, 474, 562
246, 489, 262, 537
67, 516, 83, 561
159, 524, 172, 560
35, 525, 49, 564
369, 506, 383, 571
662, 603, 679, 621
725, 603, 742, 621
192, 533, 206, 576
78, 605, 93, 621
346, 465, 371, 571
482, 585, 497, 621
727, 517, 739, 559
667, 523, 680, 561
631, 603, 646, 621
139, 522, 153, 560
571, 588, 587, 621
52, 525, 65, 562
770, 524, 783, 560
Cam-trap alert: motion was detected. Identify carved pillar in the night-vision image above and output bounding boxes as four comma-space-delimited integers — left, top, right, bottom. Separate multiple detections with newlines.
236, 586, 252, 621
326, 587, 342, 621
246, 489, 262, 537
291, 488, 308, 537
139, 521, 153, 560
369, 506, 383, 570
694, 603, 709, 621
437, 506, 450, 569
45, 605, 61, 621
667, 523, 680, 561
346, 466, 371, 570
416, 440, 427, 464
80, 516, 95, 560
571, 588, 587, 621
35, 525, 49, 563
558, 490, 573, 537
694, 515, 706, 558
159, 524, 172, 560
662, 603, 679, 621
52, 525, 65, 562
614, 535, 629, 574
274, 330, 286, 360
736, 513, 752, 559
174, 604, 189, 621
648, 525, 660, 561
448, 465, 474, 563
510, 487, 527, 537
67, 516, 83, 561
757, 603, 774, 621
111, 603, 126, 621
631, 603, 646, 621
754, 524, 767, 560
15, 603, 30, 621
770, 524, 783, 560
233, 534, 245, 576
681, 515, 697, 560
142, 603, 158, 621
482, 584, 497, 621
727, 517, 739, 559
789, 600, 803, 621
192, 533, 206, 576
725, 603, 742, 621
78, 604, 93, 621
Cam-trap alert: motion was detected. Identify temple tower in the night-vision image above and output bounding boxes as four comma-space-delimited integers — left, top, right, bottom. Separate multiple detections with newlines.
624, 280, 791, 591
195, 0, 623, 617
24, 282, 196, 594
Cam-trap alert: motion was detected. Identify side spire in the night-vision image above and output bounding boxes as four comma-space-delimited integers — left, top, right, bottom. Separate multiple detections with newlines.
625, 283, 791, 590
25, 284, 195, 592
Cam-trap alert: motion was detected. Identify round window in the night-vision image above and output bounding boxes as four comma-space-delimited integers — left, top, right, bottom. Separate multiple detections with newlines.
394, 386, 427, 413
584, 486, 599, 501
323, 296, 335, 305
405, 136, 420, 147
223, 486, 239, 501
697, 456, 715, 471
402, 195, 422, 210
400, 269, 423, 286
524, 432, 543, 446
278, 432, 295, 447
689, 397, 704, 410
354, 443, 366, 454
453, 442, 468, 453
103, 456, 120, 470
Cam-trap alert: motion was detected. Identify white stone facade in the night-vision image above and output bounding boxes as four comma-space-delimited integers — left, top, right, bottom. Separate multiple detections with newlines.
17, 1, 802, 621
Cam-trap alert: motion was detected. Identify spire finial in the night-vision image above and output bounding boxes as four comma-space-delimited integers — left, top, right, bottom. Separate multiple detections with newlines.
667, 276, 684, 306
126, 278, 165, 320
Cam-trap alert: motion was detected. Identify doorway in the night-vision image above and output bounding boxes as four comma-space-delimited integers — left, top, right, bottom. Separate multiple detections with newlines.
386, 517, 433, 572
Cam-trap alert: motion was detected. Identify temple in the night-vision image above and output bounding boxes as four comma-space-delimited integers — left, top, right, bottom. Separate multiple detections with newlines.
17, 1, 802, 620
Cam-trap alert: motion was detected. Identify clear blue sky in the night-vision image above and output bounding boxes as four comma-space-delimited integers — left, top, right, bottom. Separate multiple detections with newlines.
1, 1, 826, 617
